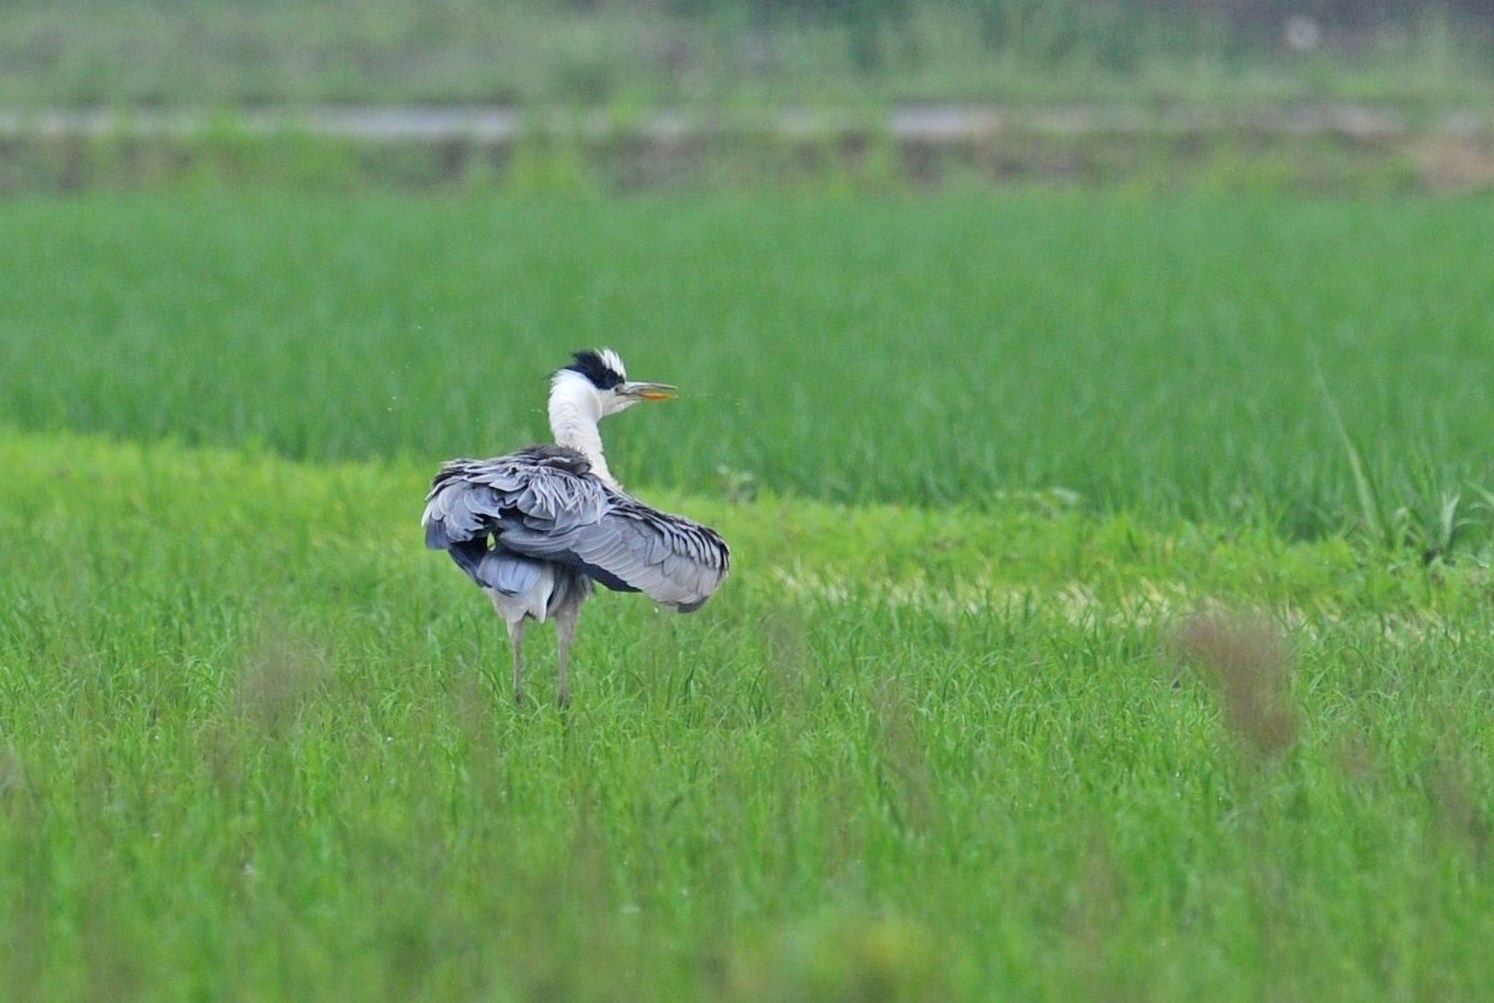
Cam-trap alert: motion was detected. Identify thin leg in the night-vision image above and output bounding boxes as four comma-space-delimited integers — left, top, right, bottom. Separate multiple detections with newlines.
554, 604, 581, 709
507, 618, 527, 707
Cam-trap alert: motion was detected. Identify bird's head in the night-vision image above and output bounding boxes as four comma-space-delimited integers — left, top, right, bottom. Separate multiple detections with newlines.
553, 348, 676, 418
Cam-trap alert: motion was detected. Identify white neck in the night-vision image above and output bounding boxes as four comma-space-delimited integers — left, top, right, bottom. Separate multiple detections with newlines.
548, 372, 619, 490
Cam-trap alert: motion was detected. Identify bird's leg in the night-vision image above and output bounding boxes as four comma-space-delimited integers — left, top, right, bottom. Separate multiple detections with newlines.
554, 604, 581, 709
507, 618, 527, 707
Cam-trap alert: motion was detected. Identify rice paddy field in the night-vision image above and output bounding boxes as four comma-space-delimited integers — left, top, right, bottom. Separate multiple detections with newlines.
2, 192, 1493, 1000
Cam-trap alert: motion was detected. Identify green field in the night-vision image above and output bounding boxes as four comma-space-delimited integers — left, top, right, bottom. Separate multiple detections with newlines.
2, 193, 1493, 1000
3, 193, 1494, 535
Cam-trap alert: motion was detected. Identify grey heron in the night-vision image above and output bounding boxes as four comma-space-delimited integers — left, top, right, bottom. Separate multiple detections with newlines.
422, 349, 730, 706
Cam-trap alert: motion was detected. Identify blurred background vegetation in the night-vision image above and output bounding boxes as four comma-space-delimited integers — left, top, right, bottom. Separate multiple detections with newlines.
2, 1, 1492, 192
2, 0, 1492, 108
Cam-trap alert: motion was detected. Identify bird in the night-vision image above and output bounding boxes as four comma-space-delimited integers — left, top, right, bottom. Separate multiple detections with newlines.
422, 349, 731, 707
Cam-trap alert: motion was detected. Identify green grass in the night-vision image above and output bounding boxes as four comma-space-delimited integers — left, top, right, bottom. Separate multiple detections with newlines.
3, 193, 1494, 542
3, 189, 1493, 999
1, 428, 1491, 1000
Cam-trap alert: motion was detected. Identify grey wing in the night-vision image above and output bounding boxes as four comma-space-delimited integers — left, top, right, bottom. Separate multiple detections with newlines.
422, 450, 729, 610
421, 449, 607, 587
495, 493, 731, 612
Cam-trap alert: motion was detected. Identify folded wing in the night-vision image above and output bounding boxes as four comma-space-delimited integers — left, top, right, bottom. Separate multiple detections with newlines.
422, 446, 730, 611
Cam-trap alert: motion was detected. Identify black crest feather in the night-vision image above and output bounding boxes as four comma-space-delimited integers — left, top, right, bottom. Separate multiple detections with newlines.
564, 349, 625, 390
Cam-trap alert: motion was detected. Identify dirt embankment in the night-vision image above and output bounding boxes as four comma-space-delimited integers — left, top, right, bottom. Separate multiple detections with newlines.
2, 104, 1491, 192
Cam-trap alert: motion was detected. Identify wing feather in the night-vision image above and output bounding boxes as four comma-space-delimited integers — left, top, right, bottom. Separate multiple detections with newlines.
422, 447, 730, 610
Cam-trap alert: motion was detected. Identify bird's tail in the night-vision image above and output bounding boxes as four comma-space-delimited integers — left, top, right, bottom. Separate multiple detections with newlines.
434, 532, 545, 598
436, 536, 489, 585
476, 551, 545, 596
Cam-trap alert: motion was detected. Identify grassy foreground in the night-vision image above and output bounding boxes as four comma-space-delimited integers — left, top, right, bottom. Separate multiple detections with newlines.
1, 428, 1490, 1000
